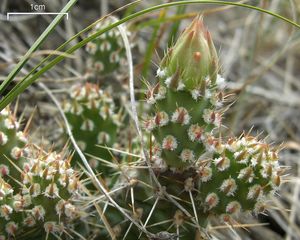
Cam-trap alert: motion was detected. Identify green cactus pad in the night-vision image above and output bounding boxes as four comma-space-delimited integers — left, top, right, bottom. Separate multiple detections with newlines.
145, 81, 226, 170
0, 107, 28, 189
63, 83, 121, 175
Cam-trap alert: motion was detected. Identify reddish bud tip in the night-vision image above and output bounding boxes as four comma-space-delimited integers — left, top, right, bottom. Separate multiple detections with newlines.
193, 52, 201, 62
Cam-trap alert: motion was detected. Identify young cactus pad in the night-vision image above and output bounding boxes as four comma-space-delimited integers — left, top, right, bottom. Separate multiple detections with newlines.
63, 83, 121, 174
85, 17, 129, 76
145, 15, 225, 169
196, 135, 282, 222
0, 107, 28, 189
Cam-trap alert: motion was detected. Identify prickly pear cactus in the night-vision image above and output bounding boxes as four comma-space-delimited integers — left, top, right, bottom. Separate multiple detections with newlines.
145, 16, 225, 170
62, 83, 122, 175
85, 17, 129, 76
0, 107, 28, 189
117, 15, 284, 239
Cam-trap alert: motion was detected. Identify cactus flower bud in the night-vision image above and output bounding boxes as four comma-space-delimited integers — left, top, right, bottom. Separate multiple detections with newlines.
161, 15, 218, 90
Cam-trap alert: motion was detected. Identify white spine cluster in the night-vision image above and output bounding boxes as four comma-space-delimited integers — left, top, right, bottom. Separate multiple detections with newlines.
171, 107, 191, 125
162, 135, 178, 151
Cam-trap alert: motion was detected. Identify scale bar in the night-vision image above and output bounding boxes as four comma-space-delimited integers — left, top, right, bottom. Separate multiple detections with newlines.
7, 12, 68, 20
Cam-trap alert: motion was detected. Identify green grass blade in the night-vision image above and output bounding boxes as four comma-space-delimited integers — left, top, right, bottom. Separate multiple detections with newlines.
167, 4, 187, 47
1, 0, 299, 110
0, 0, 78, 95
141, 9, 167, 78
